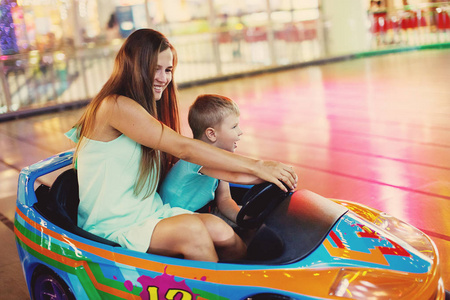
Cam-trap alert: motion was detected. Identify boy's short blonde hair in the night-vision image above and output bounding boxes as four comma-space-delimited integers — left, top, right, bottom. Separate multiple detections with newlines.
188, 94, 240, 139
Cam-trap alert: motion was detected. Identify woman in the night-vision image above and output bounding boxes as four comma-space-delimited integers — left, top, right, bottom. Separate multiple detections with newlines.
67, 29, 297, 262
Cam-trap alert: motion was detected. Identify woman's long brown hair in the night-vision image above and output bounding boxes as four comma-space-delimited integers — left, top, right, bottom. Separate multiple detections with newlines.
74, 29, 180, 198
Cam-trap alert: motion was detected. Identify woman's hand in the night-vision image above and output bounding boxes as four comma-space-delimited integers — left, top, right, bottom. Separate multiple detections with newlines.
255, 160, 298, 192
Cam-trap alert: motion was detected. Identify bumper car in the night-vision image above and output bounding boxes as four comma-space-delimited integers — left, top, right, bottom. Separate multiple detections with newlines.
14, 150, 449, 299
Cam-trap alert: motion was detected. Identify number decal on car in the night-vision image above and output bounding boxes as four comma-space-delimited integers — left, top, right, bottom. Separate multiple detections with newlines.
147, 286, 193, 300
136, 267, 199, 300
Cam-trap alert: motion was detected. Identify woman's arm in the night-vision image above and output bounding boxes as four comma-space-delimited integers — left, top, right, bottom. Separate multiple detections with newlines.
200, 167, 264, 185
107, 96, 297, 191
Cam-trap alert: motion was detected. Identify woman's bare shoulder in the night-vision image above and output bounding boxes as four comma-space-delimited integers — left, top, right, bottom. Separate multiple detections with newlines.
97, 95, 141, 118
99, 95, 163, 145
105, 95, 150, 117
92, 95, 124, 141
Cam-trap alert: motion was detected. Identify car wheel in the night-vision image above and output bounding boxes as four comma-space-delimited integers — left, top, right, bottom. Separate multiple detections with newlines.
31, 266, 75, 300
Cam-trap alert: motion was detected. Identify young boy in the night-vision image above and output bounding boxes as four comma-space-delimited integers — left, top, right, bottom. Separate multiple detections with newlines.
160, 94, 261, 224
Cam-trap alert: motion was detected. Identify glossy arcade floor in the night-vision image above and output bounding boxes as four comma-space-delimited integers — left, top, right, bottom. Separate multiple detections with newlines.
1, 49, 449, 298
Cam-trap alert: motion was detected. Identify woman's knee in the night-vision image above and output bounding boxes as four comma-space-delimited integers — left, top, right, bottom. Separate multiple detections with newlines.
165, 214, 211, 244
184, 215, 212, 239
198, 214, 235, 243
150, 214, 217, 260
197, 214, 246, 260
174, 215, 218, 259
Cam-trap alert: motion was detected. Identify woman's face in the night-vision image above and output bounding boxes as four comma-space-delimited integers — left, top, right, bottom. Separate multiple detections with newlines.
153, 48, 173, 101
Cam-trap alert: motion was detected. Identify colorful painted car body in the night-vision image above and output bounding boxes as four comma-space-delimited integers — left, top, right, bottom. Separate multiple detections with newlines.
14, 150, 447, 299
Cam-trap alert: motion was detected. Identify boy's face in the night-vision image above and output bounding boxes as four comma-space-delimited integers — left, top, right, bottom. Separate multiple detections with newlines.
214, 113, 242, 152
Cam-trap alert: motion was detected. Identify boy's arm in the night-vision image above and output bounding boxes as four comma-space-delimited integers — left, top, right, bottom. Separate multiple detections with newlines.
215, 181, 241, 223
201, 167, 264, 185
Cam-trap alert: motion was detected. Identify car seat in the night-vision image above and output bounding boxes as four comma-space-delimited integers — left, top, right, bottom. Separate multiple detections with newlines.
34, 168, 119, 247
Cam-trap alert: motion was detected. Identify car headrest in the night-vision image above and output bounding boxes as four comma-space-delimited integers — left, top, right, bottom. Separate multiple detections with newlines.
48, 168, 79, 225
33, 169, 120, 247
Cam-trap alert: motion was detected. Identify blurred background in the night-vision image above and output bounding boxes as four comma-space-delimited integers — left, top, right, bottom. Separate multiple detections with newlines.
1, 0, 449, 120
1, 1, 450, 297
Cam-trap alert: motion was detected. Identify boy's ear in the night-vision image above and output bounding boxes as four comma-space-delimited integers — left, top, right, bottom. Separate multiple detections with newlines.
205, 127, 217, 142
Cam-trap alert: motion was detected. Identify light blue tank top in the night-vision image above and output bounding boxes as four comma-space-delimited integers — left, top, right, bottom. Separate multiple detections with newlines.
65, 128, 190, 252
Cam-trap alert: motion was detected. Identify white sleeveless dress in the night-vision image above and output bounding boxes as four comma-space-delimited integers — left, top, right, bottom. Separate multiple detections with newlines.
66, 128, 191, 252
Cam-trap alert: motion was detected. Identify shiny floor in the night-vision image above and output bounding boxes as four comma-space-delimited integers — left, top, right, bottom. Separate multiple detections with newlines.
1, 49, 449, 298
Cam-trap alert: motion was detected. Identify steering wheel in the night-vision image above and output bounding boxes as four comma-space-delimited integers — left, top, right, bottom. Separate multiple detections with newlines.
236, 182, 290, 229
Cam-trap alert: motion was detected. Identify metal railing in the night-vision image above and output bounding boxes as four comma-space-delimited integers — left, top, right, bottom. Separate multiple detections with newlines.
0, 47, 119, 118
1, 2, 449, 120
0, 20, 324, 120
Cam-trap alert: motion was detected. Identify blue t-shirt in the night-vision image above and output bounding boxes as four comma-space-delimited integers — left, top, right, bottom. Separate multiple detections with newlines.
160, 160, 219, 212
